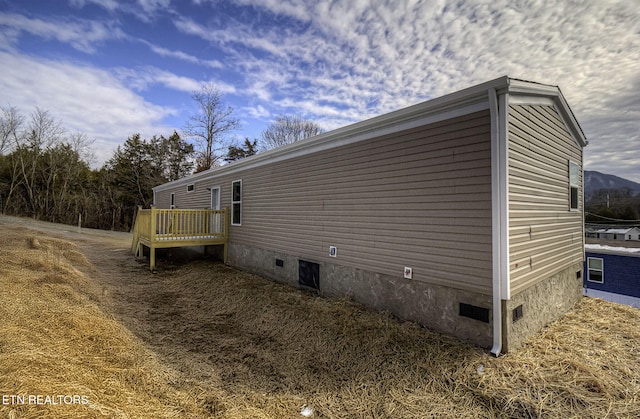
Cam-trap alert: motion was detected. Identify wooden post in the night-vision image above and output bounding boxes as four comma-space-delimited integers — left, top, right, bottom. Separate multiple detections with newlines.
223, 207, 229, 264
150, 247, 156, 272
149, 206, 157, 272
150, 206, 156, 243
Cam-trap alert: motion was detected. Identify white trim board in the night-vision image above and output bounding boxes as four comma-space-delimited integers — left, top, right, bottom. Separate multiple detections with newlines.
154, 76, 587, 193
584, 289, 640, 309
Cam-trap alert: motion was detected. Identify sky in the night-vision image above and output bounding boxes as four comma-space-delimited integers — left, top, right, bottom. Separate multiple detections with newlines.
0, 0, 638, 182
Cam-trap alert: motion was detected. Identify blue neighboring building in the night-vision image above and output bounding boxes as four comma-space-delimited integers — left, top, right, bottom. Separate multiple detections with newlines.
584, 244, 640, 308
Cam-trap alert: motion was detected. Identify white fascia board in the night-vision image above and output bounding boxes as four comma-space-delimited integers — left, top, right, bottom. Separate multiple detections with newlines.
504, 78, 560, 96
504, 79, 587, 148
154, 76, 586, 193
154, 77, 511, 193
253, 100, 490, 169
508, 96, 554, 107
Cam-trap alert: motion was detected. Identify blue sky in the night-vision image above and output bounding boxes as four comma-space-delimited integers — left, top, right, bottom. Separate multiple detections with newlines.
1, 0, 639, 182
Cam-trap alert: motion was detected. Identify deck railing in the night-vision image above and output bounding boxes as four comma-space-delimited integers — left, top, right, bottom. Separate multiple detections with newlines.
131, 206, 229, 270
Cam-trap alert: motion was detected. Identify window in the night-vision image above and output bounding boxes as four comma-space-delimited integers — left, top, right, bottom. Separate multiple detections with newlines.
587, 257, 604, 283
187, 184, 195, 192
232, 180, 242, 225
170, 193, 175, 209
569, 161, 580, 210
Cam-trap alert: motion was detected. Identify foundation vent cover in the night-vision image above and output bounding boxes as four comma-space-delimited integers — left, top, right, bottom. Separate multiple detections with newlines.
459, 303, 489, 323
512, 305, 524, 322
298, 260, 320, 290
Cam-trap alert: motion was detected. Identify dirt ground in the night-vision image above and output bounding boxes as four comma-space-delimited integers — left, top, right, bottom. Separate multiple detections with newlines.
1, 215, 492, 417
0, 215, 230, 384
2, 215, 640, 418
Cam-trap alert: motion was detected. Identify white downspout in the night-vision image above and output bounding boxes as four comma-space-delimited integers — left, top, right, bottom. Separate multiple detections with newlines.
489, 87, 502, 357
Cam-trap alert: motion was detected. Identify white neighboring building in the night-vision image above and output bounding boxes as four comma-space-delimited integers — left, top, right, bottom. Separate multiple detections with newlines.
586, 227, 640, 241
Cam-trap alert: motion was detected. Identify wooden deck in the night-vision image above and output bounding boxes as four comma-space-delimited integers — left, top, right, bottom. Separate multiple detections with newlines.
131, 206, 229, 271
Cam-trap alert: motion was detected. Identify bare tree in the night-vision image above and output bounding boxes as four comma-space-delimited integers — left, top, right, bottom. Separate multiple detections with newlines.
183, 83, 239, 172
261, 114, 323, 151
68, 131, 96, 167
0, 106, 25, 214
25, 107, 65, 150
0, 106, 23, 155
14, 108, 66, 217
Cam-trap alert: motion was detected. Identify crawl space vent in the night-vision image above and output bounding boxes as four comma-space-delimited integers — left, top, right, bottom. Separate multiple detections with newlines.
512, 304, 524, 322
459, 303, 490, 323
298, 260, 320, 290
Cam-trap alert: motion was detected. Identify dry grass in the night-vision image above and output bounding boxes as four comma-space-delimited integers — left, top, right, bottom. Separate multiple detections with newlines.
0, 226, 209, 418
1, 221, 639, 418
472, 298, 640, 418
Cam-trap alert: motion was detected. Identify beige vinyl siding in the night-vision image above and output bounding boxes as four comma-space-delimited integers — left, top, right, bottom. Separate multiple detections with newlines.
508, 105, 583, 295
155, 111, 493, 294
154, 192, 170, 209
256, 111, 493, 293
158, 182, 216, 210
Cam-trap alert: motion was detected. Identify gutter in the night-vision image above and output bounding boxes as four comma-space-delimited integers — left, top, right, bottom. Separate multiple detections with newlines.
154, 77, 512, 193
488, 87, 503, 357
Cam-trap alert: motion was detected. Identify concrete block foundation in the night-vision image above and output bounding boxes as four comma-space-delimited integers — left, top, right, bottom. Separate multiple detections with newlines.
228, 243, 493, 348
227, 243, 583, 352
502, 262, 584, 352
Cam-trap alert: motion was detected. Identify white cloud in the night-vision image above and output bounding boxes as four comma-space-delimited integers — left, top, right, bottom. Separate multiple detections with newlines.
181, 0, 640, 181
69, 0, 174, 22
137, 0, 172, 13
69, 0, 120, 12
243, 104, 270, 120
114, 67, 237, 95
0, 52, 176, 166
5, 0, 638, 181
0, 12, 123, 53
141, 40, 223, 69
173, 16, 289, 58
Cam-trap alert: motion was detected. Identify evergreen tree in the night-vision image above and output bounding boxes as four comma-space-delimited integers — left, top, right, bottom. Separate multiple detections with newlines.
225, 138, 258, 162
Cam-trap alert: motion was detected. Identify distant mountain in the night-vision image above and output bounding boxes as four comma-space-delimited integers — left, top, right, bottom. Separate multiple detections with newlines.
584, 170, 640, 200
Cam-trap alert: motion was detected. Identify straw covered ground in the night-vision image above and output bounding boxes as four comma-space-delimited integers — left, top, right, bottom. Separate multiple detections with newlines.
1, 218, 639, 418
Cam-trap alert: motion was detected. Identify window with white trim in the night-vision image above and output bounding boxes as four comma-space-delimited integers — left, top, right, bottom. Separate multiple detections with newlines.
569, 161, 580, 210
587, 257, 604, 283
232, 180, 242, 225
187, 184, 195, 192
170, 193, 175, 209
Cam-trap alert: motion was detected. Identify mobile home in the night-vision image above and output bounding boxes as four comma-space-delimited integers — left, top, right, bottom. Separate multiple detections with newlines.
152, 76, 587, 354
586, 227, 640, 241
584, 244, 640, 308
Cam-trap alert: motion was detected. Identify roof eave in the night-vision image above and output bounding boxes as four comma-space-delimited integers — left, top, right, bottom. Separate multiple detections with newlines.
505, 79, 588, 148
154, 76, 587, 192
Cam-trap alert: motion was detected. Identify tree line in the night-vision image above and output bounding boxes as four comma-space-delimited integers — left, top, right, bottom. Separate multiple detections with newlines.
0, 84, 322, 231
0, 106, 194, 230
586, 188, 640, 224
